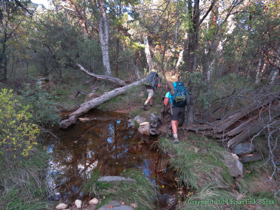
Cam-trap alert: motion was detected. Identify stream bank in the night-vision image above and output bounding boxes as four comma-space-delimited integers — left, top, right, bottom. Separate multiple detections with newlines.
51, 82, 280, 209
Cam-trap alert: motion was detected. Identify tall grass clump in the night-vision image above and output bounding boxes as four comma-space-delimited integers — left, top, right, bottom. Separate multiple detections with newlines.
158, 134, 234, 191
82, 169, 158, 210
0, 89, 50, 209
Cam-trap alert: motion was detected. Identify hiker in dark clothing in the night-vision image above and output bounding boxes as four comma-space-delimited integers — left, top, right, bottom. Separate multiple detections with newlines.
142, 70, 162, 110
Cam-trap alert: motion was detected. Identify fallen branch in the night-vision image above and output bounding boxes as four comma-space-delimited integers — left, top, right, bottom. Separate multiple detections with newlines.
76, 63, 126, 86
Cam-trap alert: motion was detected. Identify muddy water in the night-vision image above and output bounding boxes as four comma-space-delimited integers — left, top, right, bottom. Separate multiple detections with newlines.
46, 109, 177, 205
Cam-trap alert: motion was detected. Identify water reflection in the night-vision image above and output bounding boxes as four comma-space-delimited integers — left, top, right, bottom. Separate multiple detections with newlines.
46, 110, 172, 203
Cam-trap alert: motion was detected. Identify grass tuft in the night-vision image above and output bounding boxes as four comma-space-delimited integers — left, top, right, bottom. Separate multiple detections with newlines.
82, 169, 158, 209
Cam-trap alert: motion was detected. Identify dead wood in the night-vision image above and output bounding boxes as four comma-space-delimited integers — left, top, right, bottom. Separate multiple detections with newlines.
59, 79, 145, 129
181, 94, 280, 151
227, 104, 280, 148
79, 116, 126, 122
182, 100, 270, 133
76, 63, 126, 86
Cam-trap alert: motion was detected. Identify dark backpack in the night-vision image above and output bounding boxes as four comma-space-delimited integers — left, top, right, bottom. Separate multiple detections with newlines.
144, 72, 158, 89
171, 82, 189, 107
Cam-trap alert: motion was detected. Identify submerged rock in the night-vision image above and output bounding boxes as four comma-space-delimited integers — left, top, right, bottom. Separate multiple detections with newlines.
97, 176, 136, 184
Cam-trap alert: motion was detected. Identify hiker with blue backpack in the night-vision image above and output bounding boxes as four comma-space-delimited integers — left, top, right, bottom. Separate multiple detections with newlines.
142, 70, 163, 111
163, 80, 189, 143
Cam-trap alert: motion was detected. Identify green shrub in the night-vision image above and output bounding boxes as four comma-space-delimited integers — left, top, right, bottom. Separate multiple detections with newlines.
0, 89, 40, 160
18, 85, 60, 126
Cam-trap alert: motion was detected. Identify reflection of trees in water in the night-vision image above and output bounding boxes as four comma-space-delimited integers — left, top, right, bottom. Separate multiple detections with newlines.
46, 117, 168, 203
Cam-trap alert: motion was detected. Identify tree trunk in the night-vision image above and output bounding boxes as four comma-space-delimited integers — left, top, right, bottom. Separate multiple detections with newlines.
255, 53, 263, 84
175, 49, 184, 72
115, 32, 120, 77
98, 0, 111, 75
59, 79, 145, 129
143, 32, 153, 71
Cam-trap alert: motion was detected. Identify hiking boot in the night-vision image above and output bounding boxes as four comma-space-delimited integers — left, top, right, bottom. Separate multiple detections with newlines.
150, 104, 153, 108
142, 104, 147, 111
172, 138, 179, 144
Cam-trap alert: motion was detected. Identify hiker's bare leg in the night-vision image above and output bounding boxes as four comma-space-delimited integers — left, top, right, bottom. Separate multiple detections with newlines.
144, 97, 152, 105
150, 98, 153, 105
171, 120, 178, 135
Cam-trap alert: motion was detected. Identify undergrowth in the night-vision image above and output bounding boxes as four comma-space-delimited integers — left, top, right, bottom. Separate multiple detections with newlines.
82, 169, 158, 210
158, 133, 280, 210
0, 145, 50, 210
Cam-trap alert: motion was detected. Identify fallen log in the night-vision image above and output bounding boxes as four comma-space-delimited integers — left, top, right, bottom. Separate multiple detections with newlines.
76, 63, 126, 86
79, 116, 127, 122
227, 104, 280, 148
182, 100, 270, 133
59, 79, 145, 129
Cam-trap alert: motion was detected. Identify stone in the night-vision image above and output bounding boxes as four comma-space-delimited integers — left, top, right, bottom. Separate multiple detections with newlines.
50, 192, 61, 201
97, 201, 120, 210
150, 113, 161, 128
130, 203, 137, 208
138, 122, 150, 136
221, 152, 243, 177
240, 154, 262, 163
97, 176, 136, 184
233, 143, 256, 156
55, 203, 68, 209
75, 199, 82, 208
98, 201, 134, 210
89, 198, 98, 205
129, 115, 146, 128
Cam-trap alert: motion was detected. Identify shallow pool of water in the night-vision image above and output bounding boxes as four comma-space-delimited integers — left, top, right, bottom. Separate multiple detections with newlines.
46, 109, 177, 204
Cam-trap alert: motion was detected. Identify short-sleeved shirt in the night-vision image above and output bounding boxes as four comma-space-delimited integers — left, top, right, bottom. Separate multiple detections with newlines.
165, 91, 172, 103
165, 82, 178, 103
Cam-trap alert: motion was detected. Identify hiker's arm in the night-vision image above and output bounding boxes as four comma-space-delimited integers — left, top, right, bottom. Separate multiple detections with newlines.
163, 97, 169, 106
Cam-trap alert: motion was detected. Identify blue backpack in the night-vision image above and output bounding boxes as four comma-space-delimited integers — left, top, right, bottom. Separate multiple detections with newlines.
171, 82, 189, 107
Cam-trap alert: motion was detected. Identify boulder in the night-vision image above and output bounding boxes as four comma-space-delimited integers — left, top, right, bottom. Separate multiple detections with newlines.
240, 154, 262, 163
128, 115, 146, 128
150, 113, 161, 128
221, 152, 243, 178
138, 122, 150, 136
233, 143, 256, 156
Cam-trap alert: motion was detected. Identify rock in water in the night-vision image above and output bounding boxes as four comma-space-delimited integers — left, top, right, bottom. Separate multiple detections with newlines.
138, 122, 150, 136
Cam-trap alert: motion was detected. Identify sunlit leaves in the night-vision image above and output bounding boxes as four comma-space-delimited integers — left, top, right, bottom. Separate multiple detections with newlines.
0, 89, 40, 160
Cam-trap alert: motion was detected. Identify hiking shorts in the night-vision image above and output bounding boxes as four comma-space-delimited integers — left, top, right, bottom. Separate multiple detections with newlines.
171, 106, 185, 121
147, 89, 154, 99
